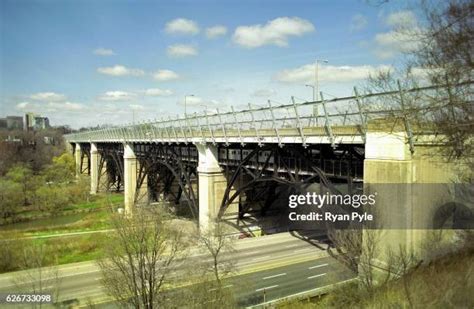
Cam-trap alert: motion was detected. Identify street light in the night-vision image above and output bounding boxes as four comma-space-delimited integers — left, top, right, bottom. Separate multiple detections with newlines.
310, 59, 328, 126
305, 84, 315, 102
184, 94, 194, 118
314, 59, 328, 101
305, 84, 318, 126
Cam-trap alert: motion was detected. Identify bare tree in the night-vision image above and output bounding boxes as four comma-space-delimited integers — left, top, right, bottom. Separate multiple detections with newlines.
98, 208, 186, 308
179, 221, 238, 308
327, 227, 362, 275
13, 243, 62, 308
198, 222, 236, 286
365, 0, 473, 166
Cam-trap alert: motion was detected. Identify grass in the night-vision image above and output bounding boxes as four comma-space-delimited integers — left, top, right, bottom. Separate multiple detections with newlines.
31, 233, 106, 265
1, 193, 123, 237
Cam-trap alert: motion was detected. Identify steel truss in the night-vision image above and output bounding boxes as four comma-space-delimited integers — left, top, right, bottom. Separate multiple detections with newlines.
79, 143, 91, 175
218, 144, 364, 220
133, 144, 198, 218
97, 144, 124, 192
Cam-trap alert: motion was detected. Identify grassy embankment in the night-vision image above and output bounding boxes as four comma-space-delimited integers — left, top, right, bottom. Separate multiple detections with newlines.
277, 248, 473, 308
0, 193, 123, 271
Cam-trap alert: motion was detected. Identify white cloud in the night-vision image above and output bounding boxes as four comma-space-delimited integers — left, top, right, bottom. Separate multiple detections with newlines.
129, 104, 145, 111
350, 14, 368, 32
48, 101, 85, 111
98, 91, 136, 101
182, 96, 203, 106
152, 69, 180, 81
167, 44, 198, 57
144, 88, 173, 96
97, 65, 145, 77
165, 18, 199, 35
275, 64, 393, 83
371, 10, 420, 59
252, 89, 277, 97
385, 10, 417, 28
16, 102, 34, 110
177, 96, 221, 109
206, 25, 227, 38
17, 101, 85, 112
233, 17, 315, 48
93, 48, 115, 56
373, 31, 420, 59
30, 92, 66, 102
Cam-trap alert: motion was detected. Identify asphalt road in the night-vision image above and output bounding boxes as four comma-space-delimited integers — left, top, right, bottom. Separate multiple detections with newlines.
0, 232, 354, 307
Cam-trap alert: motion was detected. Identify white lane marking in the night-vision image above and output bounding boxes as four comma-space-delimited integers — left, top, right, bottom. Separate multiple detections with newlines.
308, 263, 328, 269
307, 273, 327, 279
255, 285, 279, 292
262, 273, 287, 280
284, 244, 298, 248
208, 284, 233, 292
252, 255, 270, 261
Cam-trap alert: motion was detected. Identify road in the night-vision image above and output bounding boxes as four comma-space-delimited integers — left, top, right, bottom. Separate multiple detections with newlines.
0, 232, 354, 307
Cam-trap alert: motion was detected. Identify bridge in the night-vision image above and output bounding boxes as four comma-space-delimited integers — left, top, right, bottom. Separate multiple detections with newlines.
65, 82, 469, 243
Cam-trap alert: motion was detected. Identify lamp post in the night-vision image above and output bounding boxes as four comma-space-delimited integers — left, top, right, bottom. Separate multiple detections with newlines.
184, 94, 194, 118
315, 59, 328, 101
305, 84, 317, 125
310, 59, 328, 126
305, 84, 315, 102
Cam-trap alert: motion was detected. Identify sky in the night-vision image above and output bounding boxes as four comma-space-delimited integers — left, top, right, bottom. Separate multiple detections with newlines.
0, 0, 420, 128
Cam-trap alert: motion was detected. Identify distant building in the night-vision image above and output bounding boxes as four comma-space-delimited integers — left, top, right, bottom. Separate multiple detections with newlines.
6, 116, 23, 130
24, 112, 36, 130
0, 118, 7, 129
22, 113, 50, 131
34, 116, 50, 130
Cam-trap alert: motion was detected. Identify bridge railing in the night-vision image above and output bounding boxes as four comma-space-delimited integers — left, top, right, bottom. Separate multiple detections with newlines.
65, 82, 472, 146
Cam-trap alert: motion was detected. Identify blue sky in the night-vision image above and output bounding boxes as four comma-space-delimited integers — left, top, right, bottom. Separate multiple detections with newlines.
0, 0, 418, 128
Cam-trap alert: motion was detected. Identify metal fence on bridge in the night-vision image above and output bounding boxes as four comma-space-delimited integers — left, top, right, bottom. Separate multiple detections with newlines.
65, 82, 472, 148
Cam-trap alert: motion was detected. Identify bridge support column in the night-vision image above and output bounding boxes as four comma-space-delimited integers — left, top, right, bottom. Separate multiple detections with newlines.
74, 143, 82, 177
362, 119, 466, 280
90, 143, 99, 195
123, 143, 148, 215
197, 143, 227, 231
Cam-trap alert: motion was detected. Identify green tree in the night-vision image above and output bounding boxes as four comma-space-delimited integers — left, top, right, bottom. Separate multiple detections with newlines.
0, 179, 22, 221
42, 152, 75, 184
67, 175, 90, 203
6, 164, 34, 206
35, 185, 69, 215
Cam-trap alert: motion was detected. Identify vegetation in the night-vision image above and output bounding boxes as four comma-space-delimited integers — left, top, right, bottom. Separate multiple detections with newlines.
0, 128, 68, 175
278, 246, 473, 308
98, 208, 188, 308
0, 152, 91, 224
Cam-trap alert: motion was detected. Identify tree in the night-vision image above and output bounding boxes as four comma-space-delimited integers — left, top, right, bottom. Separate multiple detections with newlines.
13, 243, 62, 308
6, 164, 34, 206
190, 222, 237, 308
365, 0, 473, 167
0, 178, 22, 221
35, 185, 70, 215
0, 231, 25, 272
42, 152, 75, 184
98, 209, 186, 308
198, 222, 236, 287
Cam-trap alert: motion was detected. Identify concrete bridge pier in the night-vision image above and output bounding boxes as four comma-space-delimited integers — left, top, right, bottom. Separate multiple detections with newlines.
197, 143, 224, 231
197, 143, 240, 231
362, 119, 465, 279
123, 143, 148, 215
90, 143, 99, 194
74, 143, 82, 177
